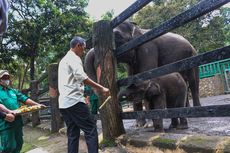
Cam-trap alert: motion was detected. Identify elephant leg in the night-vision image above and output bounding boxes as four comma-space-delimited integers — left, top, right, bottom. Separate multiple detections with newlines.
169, 118, 179, 129
152, 96, 166, 132
188, 67, 201, 106
143, 100, 153, 128
186, 87, 190, 107
177, 117, 188, 129
133, 100, 146, 127
153, 119, 164, 132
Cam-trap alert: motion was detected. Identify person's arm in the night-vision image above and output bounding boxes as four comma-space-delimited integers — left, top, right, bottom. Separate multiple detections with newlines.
0, 104, 15, 122
0, 104, 14, 114
14, 89, 46, 108
83, 78, 110, 97
24, 98, 46, 108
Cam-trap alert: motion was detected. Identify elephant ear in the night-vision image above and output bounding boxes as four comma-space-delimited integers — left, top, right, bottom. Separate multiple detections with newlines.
131, 23, 143, 38
147, 82, 161, 96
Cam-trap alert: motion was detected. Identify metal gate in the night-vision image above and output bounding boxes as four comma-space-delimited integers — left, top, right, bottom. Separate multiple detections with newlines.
224, 69, 230, 93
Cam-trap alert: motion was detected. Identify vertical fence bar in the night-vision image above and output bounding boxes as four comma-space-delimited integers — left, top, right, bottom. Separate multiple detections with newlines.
30, 80, 40, 127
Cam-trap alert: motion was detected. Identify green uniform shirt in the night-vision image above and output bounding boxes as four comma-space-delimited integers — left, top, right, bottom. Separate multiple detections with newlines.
84, 86, 99, 114
0, 85, 28, 152
0, 85, 28, 130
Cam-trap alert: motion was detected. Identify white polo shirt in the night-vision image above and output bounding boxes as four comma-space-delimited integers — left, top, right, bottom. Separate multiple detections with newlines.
58, 51, 88, 109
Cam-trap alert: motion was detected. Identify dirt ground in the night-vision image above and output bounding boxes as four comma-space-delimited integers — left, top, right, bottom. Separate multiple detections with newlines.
23, 94, 230, 153
23, 126, 88, 153
23, 126, 187, 153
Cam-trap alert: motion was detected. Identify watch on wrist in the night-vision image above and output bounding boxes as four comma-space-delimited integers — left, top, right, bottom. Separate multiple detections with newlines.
0, 112, 7, 119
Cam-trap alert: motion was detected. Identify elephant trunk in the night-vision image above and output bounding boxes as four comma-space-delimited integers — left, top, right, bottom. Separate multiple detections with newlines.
84, 49, 97, 82
117, 89, 129, 102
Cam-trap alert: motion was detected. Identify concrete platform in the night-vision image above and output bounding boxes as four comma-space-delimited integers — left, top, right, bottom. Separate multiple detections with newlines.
116, 129, 230, 153
27, 120, 230, 153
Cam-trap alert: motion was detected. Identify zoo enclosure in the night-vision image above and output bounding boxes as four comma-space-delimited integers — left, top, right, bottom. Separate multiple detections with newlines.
199, 58, 230, 93
95, 0, 230, 120
199, 58, 230, 79
22, 0, 230, 132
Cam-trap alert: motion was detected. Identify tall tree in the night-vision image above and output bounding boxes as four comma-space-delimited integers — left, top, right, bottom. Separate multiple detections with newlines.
0, 0, 91, 85
221, 7, 230, 45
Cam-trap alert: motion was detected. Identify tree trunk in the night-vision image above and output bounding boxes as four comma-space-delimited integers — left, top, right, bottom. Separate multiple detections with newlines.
48, 63, 64, 132
18, 70, 22, 90
30, 56, 35, 80
93, 20, 125, 141
21, 62, 29, 90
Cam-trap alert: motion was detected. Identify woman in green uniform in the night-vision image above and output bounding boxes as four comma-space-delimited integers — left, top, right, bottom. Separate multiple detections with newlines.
84, 85, 99, 115
0, 70, 45, 153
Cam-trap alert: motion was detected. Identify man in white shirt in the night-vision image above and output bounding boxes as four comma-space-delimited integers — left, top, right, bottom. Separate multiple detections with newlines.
0, 0, 9, 35
58, 36, 110, 153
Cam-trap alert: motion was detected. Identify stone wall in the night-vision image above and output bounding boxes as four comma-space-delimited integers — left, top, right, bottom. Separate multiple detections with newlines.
199, 74, 226, 97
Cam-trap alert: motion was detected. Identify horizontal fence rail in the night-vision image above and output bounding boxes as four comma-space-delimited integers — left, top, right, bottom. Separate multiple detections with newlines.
115, 0, 230, 57
38, 86, 49, 96
121, 104, 230, 119
37, 72, 48, 83
117, 45, 230, 87
111, 0, 152, 28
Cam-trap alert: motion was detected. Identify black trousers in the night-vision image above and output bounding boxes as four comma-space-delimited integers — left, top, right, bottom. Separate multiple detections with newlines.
60, 102, 98, 153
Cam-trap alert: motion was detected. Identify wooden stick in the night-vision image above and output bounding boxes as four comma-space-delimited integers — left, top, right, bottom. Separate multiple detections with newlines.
99, 96, 111, 110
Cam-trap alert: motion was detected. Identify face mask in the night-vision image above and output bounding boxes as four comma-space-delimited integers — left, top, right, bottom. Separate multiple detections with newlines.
0, 79, 10, 87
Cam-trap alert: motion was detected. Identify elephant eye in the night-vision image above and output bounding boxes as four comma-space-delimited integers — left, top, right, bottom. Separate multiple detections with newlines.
128, 84, 137, 89
114, 33, 125, 47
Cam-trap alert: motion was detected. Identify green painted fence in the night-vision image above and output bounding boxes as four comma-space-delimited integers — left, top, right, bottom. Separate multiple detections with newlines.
199, 58, 230, 79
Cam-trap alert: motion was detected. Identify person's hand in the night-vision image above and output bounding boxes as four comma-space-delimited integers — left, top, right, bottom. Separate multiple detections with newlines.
38, 104, 46, 109
8, 110, 17, 116
102, 87, 110, 97
85, 96, 90, 105
4, 113, 15, 122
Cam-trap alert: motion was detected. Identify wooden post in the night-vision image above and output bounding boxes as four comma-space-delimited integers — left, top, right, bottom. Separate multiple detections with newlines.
30, 80, 40, 127
48, 63, 63, 133
93, 20, 125, 141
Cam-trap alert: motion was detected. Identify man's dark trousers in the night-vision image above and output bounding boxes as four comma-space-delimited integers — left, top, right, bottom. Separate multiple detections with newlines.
60, 102, 98, 153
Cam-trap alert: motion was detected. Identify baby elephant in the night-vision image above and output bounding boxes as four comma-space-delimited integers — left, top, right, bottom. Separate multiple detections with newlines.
118, 72, 188, 132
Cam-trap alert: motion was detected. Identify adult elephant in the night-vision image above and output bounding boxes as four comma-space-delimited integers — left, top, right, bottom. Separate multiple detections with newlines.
117, 72, 188, 132
84, 21, 200, 126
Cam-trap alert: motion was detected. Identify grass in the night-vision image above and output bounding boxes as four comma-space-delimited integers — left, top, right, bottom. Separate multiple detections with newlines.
100, 138, 117, 148
154, 137, 177, 144
21, 142, 35, 153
